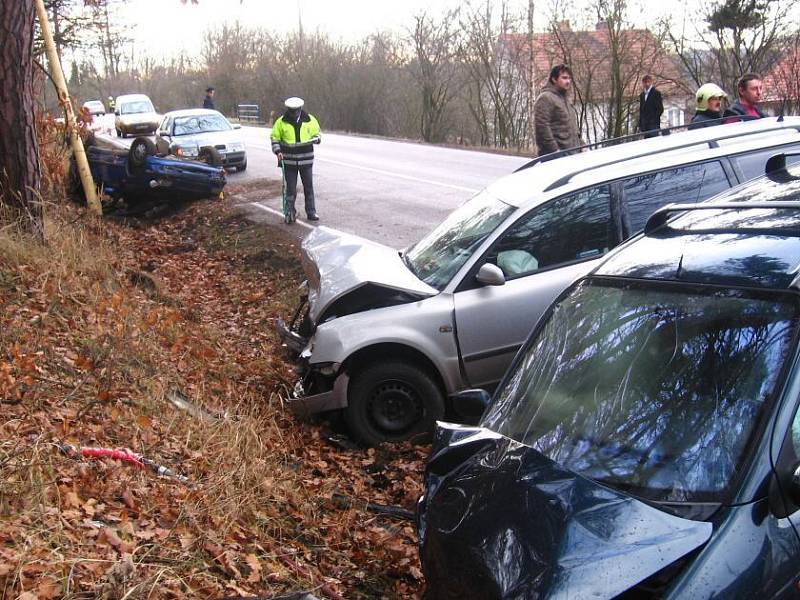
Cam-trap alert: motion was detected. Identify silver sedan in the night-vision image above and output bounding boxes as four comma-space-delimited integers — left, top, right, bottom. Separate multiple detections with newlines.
155, 109, 247, 171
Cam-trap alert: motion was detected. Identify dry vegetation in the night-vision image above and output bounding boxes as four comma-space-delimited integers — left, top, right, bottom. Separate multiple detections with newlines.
0, 176, 427, 598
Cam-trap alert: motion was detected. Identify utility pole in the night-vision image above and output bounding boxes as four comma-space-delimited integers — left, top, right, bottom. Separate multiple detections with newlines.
34, 0, 101, 215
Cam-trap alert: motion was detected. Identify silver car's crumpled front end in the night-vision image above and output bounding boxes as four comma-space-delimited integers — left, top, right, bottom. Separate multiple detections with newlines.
301, 226, 437, 325
276, 227, 439, 416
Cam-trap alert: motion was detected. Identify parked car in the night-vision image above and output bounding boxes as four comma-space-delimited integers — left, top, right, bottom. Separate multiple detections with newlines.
417, 157, 800, 598
82, 100, 106, 116
277, 117, 800, 446
79, 135, 226, 203
114, 93, 159, 138
155, 109, 247, 171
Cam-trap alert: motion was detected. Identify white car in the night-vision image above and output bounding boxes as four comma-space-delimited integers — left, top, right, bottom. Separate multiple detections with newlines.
155, 109, 247, 171
279, 117, 800, 446
82, 100, 106, 116
114, 93, 160, 138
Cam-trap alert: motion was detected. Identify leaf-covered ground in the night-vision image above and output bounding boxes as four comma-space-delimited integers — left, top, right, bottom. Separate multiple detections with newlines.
0, 182, 427, 599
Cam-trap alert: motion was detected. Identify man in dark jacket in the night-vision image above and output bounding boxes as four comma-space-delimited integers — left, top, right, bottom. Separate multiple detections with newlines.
638, 75, 663, 138
203, 87, 215, 110
534, 64, 582, 157
723, 73, 766, 121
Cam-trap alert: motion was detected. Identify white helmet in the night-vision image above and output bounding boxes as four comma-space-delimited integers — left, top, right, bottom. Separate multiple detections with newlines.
695, 83, 727, 111
284, 97, 304, 109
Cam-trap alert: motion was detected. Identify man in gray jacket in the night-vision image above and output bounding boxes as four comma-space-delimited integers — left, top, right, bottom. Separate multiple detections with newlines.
534, 64, 582, 157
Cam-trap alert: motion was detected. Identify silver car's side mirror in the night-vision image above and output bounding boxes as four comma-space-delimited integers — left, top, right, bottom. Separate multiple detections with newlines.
232, 123, 242, 130
476, 263, 505, 286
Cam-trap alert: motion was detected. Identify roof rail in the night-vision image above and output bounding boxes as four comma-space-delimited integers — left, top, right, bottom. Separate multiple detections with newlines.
644, 201, 800, 235
539, 120, 800, 193
514, 115, 765, 174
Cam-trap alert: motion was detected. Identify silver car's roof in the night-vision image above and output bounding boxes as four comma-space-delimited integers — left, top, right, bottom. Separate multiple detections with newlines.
162, 108, 224, 119
487, 117, 800, 208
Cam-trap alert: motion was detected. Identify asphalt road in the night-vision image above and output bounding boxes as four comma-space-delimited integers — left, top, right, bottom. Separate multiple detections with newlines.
98, 116, 529, 248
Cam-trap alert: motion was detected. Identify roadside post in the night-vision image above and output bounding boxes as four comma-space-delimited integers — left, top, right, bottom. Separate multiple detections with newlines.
34, 0, 101, 215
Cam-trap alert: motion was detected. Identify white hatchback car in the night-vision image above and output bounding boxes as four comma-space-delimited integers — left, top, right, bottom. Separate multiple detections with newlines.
114, 93, 160, 138
155, 109, 247, 171
279, 117, 800, 445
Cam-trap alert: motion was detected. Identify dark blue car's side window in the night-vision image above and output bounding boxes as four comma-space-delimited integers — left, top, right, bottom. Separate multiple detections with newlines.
734, 147, 800, 183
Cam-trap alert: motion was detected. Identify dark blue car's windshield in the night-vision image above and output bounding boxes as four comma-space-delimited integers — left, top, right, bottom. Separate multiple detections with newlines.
482, 278, 799, 504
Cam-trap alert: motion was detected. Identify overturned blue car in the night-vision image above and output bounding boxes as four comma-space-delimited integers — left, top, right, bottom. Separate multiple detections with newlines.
81, 135, 226, 203
418, 156, 800, 598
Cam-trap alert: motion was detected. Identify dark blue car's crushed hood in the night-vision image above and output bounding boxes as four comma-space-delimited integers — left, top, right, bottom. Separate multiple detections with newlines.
418, 423, 713, 599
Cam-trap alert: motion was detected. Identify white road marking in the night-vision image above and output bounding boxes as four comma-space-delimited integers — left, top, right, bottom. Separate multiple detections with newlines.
249, 201, 315, 231
244, 143, 480, 193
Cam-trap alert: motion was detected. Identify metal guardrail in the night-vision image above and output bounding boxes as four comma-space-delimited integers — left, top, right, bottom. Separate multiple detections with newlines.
236, 104, 261, 124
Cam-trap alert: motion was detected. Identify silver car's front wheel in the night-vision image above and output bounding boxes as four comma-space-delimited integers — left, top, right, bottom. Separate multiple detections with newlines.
345, 361, 444, 446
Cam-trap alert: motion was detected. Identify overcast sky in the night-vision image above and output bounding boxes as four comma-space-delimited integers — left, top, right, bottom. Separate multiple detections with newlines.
117, 0, 678, 60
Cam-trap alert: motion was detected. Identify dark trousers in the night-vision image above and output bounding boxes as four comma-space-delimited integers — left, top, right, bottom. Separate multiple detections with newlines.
284, 164, 315, 215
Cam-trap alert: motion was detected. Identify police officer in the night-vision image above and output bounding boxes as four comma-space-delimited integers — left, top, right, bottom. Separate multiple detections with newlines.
271, 97, 321, 221
108, 96, 115, 112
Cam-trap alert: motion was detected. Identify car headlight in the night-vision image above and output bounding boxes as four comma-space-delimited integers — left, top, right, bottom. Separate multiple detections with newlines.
228, 142, 244, 152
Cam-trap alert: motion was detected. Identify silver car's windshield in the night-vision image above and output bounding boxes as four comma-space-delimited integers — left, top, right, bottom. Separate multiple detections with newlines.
405, 191, 514, 290
173, 115, 231, 136
120, 101, 154, 115
482, 278, 798, 504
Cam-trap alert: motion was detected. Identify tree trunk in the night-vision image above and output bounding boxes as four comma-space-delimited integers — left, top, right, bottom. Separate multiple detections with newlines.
0, 1, 42, 229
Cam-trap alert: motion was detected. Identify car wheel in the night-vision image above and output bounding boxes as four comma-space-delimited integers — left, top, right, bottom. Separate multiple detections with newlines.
198, 146, 223, 167
128, 137, 156, 170
238, 159, 247, 172
345, 361, 444, 446
115, 128, 122, 137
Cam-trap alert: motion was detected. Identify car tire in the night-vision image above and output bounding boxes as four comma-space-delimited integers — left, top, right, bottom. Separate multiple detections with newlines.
198, 146, 223, 167
345, 361, 444, 446
238, 159, 247, 172
115, 128, 121, 137
128, 137, 156, 170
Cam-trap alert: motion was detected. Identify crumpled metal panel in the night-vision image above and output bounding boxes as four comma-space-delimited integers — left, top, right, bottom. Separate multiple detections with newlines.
301, 227, 437, 324
419, 423, 712, 599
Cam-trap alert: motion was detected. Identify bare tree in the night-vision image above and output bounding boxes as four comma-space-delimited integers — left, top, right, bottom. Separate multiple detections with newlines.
405, 9, 462, 143
667, 0, 799, 94
545, 0, 673, 142
458, 0, 530, 149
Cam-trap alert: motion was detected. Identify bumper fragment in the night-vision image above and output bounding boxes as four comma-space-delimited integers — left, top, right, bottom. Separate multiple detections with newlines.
286, 373, 349, 416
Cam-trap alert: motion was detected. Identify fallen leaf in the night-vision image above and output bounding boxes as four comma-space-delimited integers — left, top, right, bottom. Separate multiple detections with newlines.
245, 553, 262, 583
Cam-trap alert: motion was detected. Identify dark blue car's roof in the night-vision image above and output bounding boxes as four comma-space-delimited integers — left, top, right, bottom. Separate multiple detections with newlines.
597, 176, 800, 290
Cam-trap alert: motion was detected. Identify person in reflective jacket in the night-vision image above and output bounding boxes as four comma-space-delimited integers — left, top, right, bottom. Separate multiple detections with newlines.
271, 97, 322, 221
688, 83, 728, 130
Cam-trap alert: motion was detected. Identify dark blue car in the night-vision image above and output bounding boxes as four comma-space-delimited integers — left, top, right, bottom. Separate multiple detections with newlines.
418, 157, 800, 598
84, 135, 226, 203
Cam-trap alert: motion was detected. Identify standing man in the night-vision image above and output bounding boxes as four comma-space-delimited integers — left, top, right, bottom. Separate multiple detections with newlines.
638, 75, 664, 138
271, 97, 321, 221
723, 73, 766, 121
534, 64, 582, 157
107, 96, 115, 113
203, 86, 216, 110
